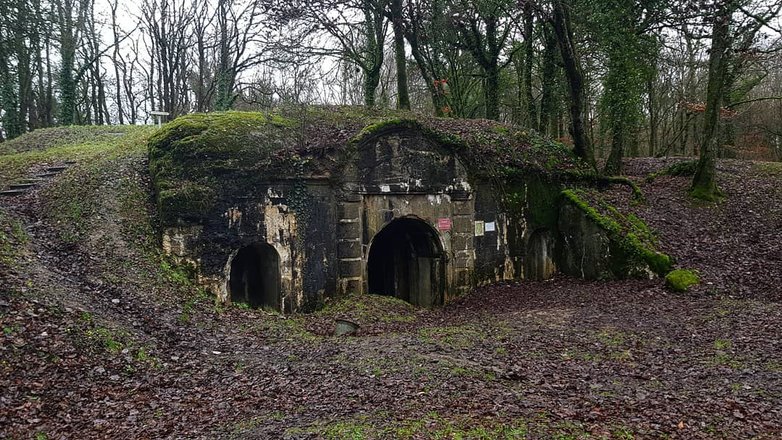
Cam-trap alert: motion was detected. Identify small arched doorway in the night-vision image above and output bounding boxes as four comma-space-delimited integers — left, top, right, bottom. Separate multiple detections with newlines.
525, 229, 557, 280
229, 243, 281, 310
367, 217, 446, 307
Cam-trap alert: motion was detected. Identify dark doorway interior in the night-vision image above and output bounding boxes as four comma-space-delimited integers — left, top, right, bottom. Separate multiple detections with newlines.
367, 217, 446, 307
229, 243, 281, 310
525, 229, 557, 280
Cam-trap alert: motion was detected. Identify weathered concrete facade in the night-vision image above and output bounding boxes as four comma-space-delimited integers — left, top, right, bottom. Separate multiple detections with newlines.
162, 127, 547, 312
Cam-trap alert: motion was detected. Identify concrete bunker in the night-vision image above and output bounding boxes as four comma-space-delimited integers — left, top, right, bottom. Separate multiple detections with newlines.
367, 217, 446, 307
228, 243, 281, 309
150, 108, 672, 313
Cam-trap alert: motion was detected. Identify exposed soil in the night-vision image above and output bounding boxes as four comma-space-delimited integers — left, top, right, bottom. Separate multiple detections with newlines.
1, 153, 781, 439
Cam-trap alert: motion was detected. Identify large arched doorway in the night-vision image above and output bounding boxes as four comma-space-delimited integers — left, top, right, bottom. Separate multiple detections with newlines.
229, 243, 281, 310
367, 217, 446, 307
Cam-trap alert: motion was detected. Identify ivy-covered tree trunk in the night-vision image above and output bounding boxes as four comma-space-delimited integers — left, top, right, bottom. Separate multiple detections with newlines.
57, 0, 79, 126
59, 50, 76, 125
692, 0, 735, 201
598, 0, 647, 176
484, 64, 500, 121
539, 26, 558, 136
551, 0, 595, 169
523, 3, 537, 129
360, 0, 384, 108
364, 69, 381, 107
215, 0, 233, 111
602, 55, 644, 176
390, 0, 410, 110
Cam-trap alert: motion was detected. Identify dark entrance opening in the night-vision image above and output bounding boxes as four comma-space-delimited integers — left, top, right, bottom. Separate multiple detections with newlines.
367, 217, 446, 307
525, 229, 557, 280
229, 243, 281, 310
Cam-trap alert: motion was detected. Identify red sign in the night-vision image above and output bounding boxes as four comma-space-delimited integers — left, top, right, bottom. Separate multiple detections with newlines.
437, 218, 452, 231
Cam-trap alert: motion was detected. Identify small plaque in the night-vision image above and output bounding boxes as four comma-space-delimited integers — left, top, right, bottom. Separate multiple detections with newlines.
437, 218, 452, 231
485, 221, 496, 232
474, 221, 485, 237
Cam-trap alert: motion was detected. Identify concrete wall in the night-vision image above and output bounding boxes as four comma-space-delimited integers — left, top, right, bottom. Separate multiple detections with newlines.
161, 128, 563, 312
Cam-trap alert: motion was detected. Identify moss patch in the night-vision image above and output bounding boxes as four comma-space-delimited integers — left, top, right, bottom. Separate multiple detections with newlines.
0, 210, 28, 268
561, 188, 673, 276
645, 160, 698, 182
0, 125, 138, 156
689, 184, 724, 203
315, 293, 418, 325
665, 269, 700, 292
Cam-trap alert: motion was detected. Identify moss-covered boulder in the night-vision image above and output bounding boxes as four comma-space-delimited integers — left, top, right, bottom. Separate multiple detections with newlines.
665, 269, 701, 292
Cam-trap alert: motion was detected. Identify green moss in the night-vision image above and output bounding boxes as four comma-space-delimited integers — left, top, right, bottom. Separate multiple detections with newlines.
561, 189, 673, 276
564, 171, 644, 201
645, 160, 698, 182
0, 211, 28, 268
689, 185, 724, 203
315, 293, 417, 324
38, 128, 154, 243
504, 178, 563, 229
157, 183, 217, 224
0, 126, 151, 187
665, 269, 700, 292
0, 125, 139, 156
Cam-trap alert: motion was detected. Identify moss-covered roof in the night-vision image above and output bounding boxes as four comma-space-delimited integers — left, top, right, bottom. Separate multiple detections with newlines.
148, 106, 590, 223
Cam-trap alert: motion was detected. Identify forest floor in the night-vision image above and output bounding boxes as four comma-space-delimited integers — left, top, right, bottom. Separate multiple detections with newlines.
1, 128, 781, 439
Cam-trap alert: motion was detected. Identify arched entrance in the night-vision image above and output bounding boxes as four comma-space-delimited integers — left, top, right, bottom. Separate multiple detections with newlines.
525, 229, 557, 280
367, 217, 446, 307
229, 243, 281, 310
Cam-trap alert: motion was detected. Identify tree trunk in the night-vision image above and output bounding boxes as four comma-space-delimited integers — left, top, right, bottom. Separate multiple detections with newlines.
364, 68, 381, 108
110, 0, 124, 124
523, 4, 537, 128
539, 26, 557, 135
648, 75, 657, 156
390, 0, 409, 110
691, 0, 735, 201
484, 65, 500, 120
551, 0, 595, 169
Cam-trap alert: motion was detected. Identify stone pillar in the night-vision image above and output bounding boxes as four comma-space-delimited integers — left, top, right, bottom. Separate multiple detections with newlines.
336, 200, 363, 295
450, 199, 475, 295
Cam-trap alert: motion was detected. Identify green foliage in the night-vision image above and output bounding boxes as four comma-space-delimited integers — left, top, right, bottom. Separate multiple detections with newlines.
561, 189, 673, 275
665, 269, 700, 292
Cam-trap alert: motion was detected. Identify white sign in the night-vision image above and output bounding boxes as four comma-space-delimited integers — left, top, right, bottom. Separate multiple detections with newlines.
474, 221, 485, 237
485, 221, 496, 232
